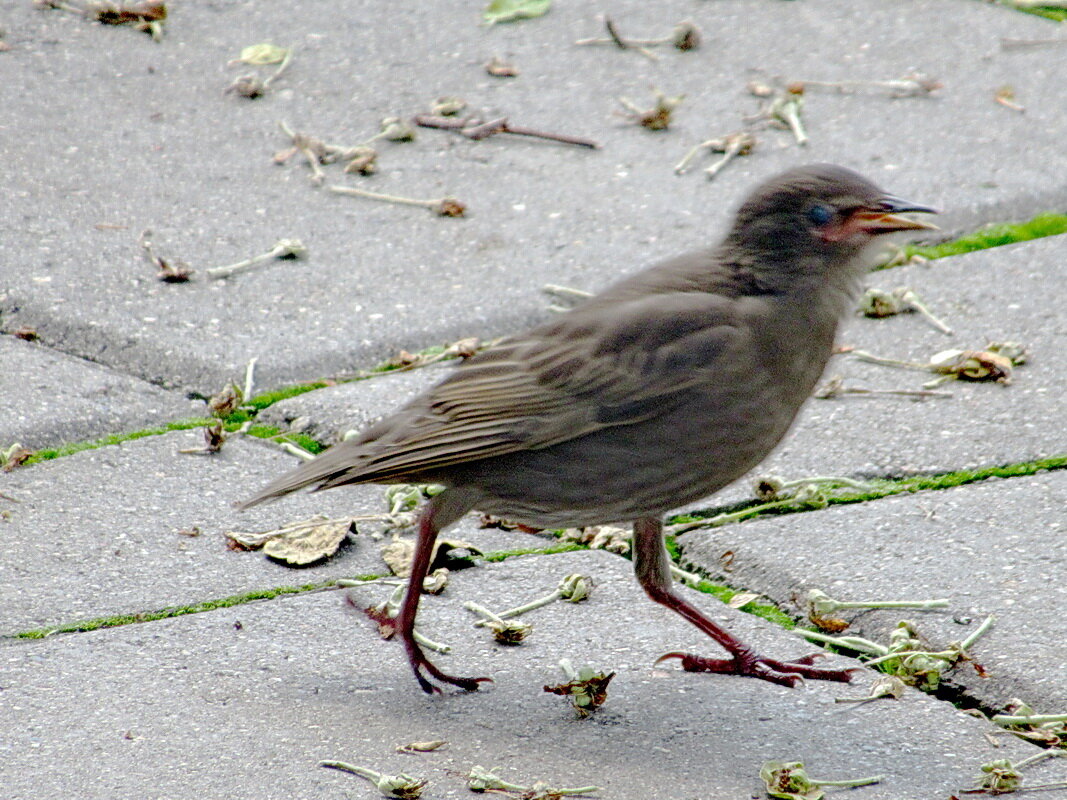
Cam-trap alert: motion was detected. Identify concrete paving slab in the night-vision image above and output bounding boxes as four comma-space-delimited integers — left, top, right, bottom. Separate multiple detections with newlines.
2, 1, 1064, 393
256, 235, 1067, 509
0, 551, 1040, 799
0, 335, 201, 450
0, 431, 549, 635
679, 470, 1067, 714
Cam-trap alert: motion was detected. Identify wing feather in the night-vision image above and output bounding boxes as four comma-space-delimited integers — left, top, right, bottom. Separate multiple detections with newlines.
242, 290, 754, 505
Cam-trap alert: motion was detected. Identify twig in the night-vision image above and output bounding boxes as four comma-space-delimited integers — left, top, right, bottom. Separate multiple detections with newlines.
327, 184, 465, 216
994, 85, 1025, 113
242, 357, 258, 402
814, 375, 953, 400
204, 239, 307, 279
793, 74, 942, 98
413, 114, 599, 149
574, 16, 658, 60
1000, 36, 1067, 49
674, 131, 756, 178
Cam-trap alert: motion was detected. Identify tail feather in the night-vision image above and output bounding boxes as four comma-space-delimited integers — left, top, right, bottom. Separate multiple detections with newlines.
237, 443, 373, 510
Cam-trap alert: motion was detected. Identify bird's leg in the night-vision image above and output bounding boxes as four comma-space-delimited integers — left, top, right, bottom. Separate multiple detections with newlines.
395, 488, 493, 694
632, 517, 856, 687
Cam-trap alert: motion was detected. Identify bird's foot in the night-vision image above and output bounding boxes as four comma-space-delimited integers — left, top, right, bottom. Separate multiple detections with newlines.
655, 650, 857, 688
403, 637, 492, 695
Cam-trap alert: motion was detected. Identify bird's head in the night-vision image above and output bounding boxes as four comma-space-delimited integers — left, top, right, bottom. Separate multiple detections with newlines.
727, 164, 938, 282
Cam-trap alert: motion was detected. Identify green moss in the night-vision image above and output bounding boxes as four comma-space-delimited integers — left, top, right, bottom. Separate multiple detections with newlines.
669, 455, 1067, 528
481, 543, 588, 562
237, 423, 327, 455
22, 419, 213, 465
904, 213, 1067, 262
246, 382, 329, 411
1013, 6, 1067, 21
9, 579, 359, 639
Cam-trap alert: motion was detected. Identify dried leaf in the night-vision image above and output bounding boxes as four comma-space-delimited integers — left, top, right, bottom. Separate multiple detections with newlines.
929, 349, 1013, 384
262, 517, 353, 565
483, 0, 551, 25
396, 740, 447, 754
422, 568, 449, 594
727, 591, 761, 609
484, 56, 518, 77
208, 383, 243, 418
226, 516, 353, 564
543, 667, 616, 717
1, 444, 34, 472
760, 761, 825, 800
559, 525, 631, 554
433, 538, 483, 568
435, 198, 467, 217
381, 537, 417, 577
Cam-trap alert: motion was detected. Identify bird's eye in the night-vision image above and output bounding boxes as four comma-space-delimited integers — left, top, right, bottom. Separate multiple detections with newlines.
808, 204, 834, 226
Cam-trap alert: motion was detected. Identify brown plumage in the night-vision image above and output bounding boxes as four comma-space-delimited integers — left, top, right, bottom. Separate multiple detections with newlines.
243, 164, 937, 693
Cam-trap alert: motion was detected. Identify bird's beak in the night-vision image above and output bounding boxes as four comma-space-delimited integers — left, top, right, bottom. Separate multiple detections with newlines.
854, 196, 940, 234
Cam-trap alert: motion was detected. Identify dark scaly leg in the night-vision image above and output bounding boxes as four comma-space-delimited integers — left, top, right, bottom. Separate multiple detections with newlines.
632, 517, 856, 687
396, 488, 493, 693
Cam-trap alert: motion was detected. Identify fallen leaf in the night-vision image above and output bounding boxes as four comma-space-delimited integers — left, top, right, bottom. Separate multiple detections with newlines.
237, 42, 289, 65
226, 516, 354, 565
727, 592, 761, 609
397, 740, 447, 754
381, 537, 417, 577
483, 0, 551, 25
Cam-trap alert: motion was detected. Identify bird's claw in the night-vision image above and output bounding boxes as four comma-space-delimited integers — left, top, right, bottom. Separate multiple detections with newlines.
404, 637, 492, 694
655, 650, 857, 687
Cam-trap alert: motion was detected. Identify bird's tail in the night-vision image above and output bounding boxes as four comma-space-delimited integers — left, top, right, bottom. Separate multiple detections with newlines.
237, 445, 370, 510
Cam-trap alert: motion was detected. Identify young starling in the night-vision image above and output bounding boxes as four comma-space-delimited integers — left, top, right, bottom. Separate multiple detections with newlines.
242, 164, 937, 693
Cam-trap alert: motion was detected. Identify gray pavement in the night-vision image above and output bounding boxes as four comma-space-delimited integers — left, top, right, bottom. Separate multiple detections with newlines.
0, 552, 1041, 799
679, 469, 1067, 714
0, 335, 201, 450
3, 0, 1067, 798
0, 431, 549, 635
2, 0, 1065, 392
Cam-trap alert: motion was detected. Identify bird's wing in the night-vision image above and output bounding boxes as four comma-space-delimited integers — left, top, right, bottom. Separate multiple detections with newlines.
308, 291, 753, 486
240, 291, 756, 506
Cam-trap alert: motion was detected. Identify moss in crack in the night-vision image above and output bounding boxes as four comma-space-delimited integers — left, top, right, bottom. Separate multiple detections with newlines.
237, 422, 326, 455
7, 578, 381, 639
481, 535, 797, 627
662, 534, 796, 628
1009, 5, 1067, 21
21, 418, 214, 465
669, 455, 1067, 528
481, 543, 588, 562
902, 212, 1067, 263
246, 382, 330, 412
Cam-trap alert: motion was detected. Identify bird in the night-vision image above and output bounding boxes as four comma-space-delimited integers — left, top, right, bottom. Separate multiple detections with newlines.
241, 164, 937, 694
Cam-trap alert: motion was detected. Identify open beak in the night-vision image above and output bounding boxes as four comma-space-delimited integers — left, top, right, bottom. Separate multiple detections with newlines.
854, 196, 940, 234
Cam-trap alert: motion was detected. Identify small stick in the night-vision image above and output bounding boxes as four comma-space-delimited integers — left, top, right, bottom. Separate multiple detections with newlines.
1000, 36, 1067, 49
794, 75, 941, 98
413, 114, 599, 149
771, 92, 807, 146
992, 712, 1067, 727
705, 132, 756, 179
278, 121, 327, 184
204, 239, 307, 279
815, 380, 953, 400
242, 357, 258, 402
262, 46, 293, 89
327, 184, 465, 216
574, 16, 657, 60
994, 86, 1025, 113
